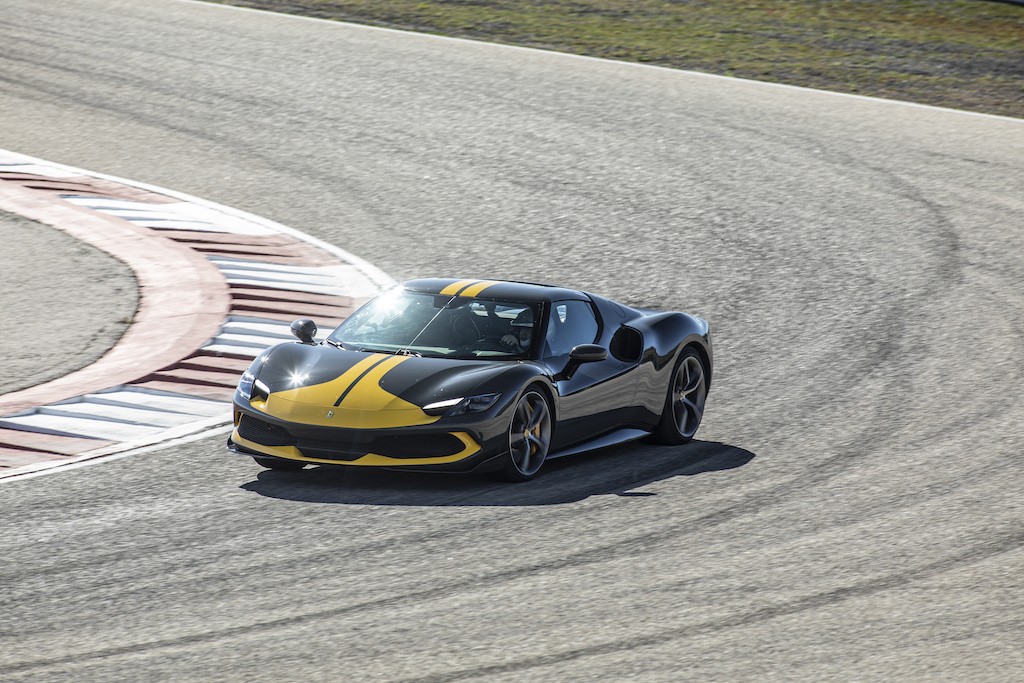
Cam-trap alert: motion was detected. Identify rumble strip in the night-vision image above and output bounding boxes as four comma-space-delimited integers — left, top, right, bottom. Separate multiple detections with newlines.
0, 150, 392, 480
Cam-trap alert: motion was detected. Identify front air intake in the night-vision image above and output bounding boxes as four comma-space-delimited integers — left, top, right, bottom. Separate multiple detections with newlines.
238, 414, 297, 447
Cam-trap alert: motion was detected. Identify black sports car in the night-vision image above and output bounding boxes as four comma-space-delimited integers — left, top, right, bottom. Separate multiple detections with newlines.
227, 278, 712, 480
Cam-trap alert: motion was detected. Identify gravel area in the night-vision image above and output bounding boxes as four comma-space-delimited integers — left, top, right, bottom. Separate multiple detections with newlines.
0, 210, 137, 396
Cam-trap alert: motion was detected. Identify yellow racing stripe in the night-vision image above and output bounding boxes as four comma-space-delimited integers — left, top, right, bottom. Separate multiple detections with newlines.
439, 279, 477, 296
263, 353, 387, 408
332, 355, 439, 428
458, 280, 502, 297
259, 354, 440, 429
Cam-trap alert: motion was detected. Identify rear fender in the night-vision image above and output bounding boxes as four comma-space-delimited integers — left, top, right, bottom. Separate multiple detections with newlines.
630, 312, 710, 364
627, 312, 712, 418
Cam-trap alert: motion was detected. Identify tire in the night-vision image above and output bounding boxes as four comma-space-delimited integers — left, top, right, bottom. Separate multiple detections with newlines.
654, 348, 708, 445
253, 456, 306, 471
493, 387, 553, 482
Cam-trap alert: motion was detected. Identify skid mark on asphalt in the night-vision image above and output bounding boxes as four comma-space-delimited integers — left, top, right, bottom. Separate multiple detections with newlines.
4, 518, 1019, 678
0, 151, 390, 479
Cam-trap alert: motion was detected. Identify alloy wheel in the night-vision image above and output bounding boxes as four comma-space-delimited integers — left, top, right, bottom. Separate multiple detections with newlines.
507, 390, 552, 477
673, 355, 707, 439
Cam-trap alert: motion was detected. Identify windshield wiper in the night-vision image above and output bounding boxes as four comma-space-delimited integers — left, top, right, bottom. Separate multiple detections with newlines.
325, 339, 357, 351
328, 341, 409, 356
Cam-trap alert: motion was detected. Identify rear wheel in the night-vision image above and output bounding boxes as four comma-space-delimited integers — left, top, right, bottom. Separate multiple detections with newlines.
253, 456, 306, 471
495, 389, 552, 482
654, 348, 708, 445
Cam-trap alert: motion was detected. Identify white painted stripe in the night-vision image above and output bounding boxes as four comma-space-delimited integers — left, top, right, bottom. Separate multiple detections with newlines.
127, 220, 231, 232
215, 261, 379, 297
85, 388, 227, 416
59, 205, 207, 225
61, 196, 279, 236
60, 197, 178, 212
226, 314, 293, 325
154, 202, 280, 235
310, 268, 382, 297
210, 332, 288, 349
216, 267, 339, 284
221, 319, 330, 341
221, 322, 294, 339
0, 163, 79, 178
216, 264, 339, 282
106, 210, 213, 222
200, 344, 264, 358
208, 258, 344, 277
38, 403, 204, 428
220, 278, 354, 297
0, 414, 166, 441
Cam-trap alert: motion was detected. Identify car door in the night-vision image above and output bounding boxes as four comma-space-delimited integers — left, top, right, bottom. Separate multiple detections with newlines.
544, 299, 640, 449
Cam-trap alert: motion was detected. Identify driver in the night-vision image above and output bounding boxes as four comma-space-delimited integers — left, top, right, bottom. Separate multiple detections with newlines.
501, 309, 534, 353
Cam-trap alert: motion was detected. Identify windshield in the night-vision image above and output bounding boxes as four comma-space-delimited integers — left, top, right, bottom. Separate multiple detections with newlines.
329, 289, 542, 360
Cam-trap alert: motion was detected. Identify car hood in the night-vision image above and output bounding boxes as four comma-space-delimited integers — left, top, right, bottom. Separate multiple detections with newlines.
247, 342, 516, 429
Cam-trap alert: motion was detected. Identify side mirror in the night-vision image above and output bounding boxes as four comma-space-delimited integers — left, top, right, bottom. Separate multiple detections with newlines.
555, 344, 608, 380
569, 344, 608, 363
290, 319, 317, 344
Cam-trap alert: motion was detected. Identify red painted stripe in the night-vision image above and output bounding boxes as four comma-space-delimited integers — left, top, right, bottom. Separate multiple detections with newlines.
0, 429, 115, 455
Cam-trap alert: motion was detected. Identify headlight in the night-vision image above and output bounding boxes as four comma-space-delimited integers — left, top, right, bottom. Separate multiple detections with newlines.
423, 393, 501, 417
237, 370, 256, 400
237, 370, 270, 403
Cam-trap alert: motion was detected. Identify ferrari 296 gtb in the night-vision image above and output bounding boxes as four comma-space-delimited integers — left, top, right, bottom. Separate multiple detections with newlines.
227, 278, 712, 481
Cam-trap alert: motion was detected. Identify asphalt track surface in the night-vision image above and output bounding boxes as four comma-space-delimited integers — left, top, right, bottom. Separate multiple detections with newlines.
1, 1, 1023, 680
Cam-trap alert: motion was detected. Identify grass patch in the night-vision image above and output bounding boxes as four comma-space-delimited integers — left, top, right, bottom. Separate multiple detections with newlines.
208, 0, 1023, 117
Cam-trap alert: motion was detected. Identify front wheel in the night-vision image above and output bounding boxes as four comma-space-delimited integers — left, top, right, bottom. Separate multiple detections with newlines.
494, 389, 552, 482
253, 456, 306, 471
654, 348, 708, 445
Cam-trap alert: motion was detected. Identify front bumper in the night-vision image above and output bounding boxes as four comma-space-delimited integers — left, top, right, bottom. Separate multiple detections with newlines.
228, 402, 509, 472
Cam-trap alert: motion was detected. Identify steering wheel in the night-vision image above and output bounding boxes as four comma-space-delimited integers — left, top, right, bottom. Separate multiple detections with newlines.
451, 312, 481, 347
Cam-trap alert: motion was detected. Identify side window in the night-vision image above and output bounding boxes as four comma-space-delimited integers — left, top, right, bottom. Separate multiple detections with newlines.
544, 300, 599, 357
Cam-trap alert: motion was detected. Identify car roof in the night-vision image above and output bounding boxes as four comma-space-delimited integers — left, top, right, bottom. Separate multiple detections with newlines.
402, 278, 591, 303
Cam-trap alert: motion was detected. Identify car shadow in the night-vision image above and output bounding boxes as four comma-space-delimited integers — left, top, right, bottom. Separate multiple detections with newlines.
238, 439, 755, 506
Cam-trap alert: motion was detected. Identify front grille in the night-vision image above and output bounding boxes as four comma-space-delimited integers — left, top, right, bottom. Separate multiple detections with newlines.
298, 432, 466, 460
367, 433, 465, 458
238, 414, 297, 447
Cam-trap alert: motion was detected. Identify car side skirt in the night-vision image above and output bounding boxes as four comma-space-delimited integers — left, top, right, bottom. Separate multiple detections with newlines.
547, 427, 651, 459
